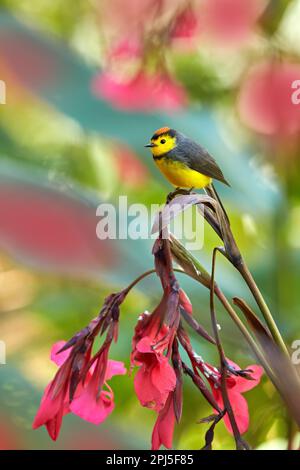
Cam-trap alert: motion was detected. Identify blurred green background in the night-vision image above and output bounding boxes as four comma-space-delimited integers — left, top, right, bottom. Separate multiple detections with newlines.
0, 0, 300, 450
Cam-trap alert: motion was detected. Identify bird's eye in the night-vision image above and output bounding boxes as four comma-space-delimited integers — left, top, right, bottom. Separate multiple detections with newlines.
160, 139, 166, 144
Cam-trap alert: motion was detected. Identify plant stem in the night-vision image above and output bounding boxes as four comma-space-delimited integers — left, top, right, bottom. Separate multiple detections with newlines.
202, 187, 289, 357
214, 286, 277, 383
124, 269, 157, 293
210, 248, 249, 450
287, 417, 298, 450
124, 267, 186, 293
237, 262, 289, 356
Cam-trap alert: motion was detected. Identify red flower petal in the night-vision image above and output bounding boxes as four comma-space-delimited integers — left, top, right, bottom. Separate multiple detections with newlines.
210, 359, 263, 435
134, 365, 164, 410
151, 393, 176, 450
238, 60, 300, 136
212, 387, 249, 434
50, 341, 70, 367
225, 391, 249, 435
92, 72, 187, 112
233, 365, 263, 393
171, 7, 200, 41
69, 359, 125, 425
203, 0, 266, 45
70, 388, 115, 425
32, 382, 69, 441
134, 358, 176, 411
136, 336, 153, 354
105, 360, 127, 381
151, 359, 177, 395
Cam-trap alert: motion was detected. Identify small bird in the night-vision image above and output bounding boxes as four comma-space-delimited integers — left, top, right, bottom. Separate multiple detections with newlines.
145, 127, 230, 191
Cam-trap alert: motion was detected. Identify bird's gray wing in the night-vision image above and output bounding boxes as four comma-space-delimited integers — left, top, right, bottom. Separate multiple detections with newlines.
178, 139, 230, 186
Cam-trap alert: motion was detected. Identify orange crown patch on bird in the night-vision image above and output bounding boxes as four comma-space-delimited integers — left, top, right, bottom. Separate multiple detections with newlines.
151, 127, 172, 139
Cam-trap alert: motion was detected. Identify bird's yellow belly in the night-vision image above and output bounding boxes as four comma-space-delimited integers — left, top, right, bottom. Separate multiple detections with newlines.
155, 158, 212, 189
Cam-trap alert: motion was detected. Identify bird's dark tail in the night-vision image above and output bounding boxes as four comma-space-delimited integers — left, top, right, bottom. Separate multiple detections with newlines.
206, 183, 230, 225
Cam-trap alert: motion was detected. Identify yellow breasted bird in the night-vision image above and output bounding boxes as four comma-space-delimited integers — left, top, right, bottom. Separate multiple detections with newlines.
145, 127, 230, 191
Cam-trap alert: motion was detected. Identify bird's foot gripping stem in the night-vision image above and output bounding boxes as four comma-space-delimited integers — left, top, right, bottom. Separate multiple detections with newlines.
166, 187, 195, 204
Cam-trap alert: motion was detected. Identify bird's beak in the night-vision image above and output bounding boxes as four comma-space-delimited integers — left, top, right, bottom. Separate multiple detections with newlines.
144, 143, 156, 148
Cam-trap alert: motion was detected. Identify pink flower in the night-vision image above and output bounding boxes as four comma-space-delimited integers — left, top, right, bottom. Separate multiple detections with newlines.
32, 382, 68, 441
92, 71, 187, 111
70, 358, 126, 425
208, 360, 263, 434
32, 341, 75, 440
131, 237, 180, 413
33, 341, 126, 439
133, 335, 176, 411
238, 60, 300, 137
171, 7, 200, 40
171, 5, 201, 49
202, 0, 267, 46
131, 311, 177, 412
151, 392, 176, 450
